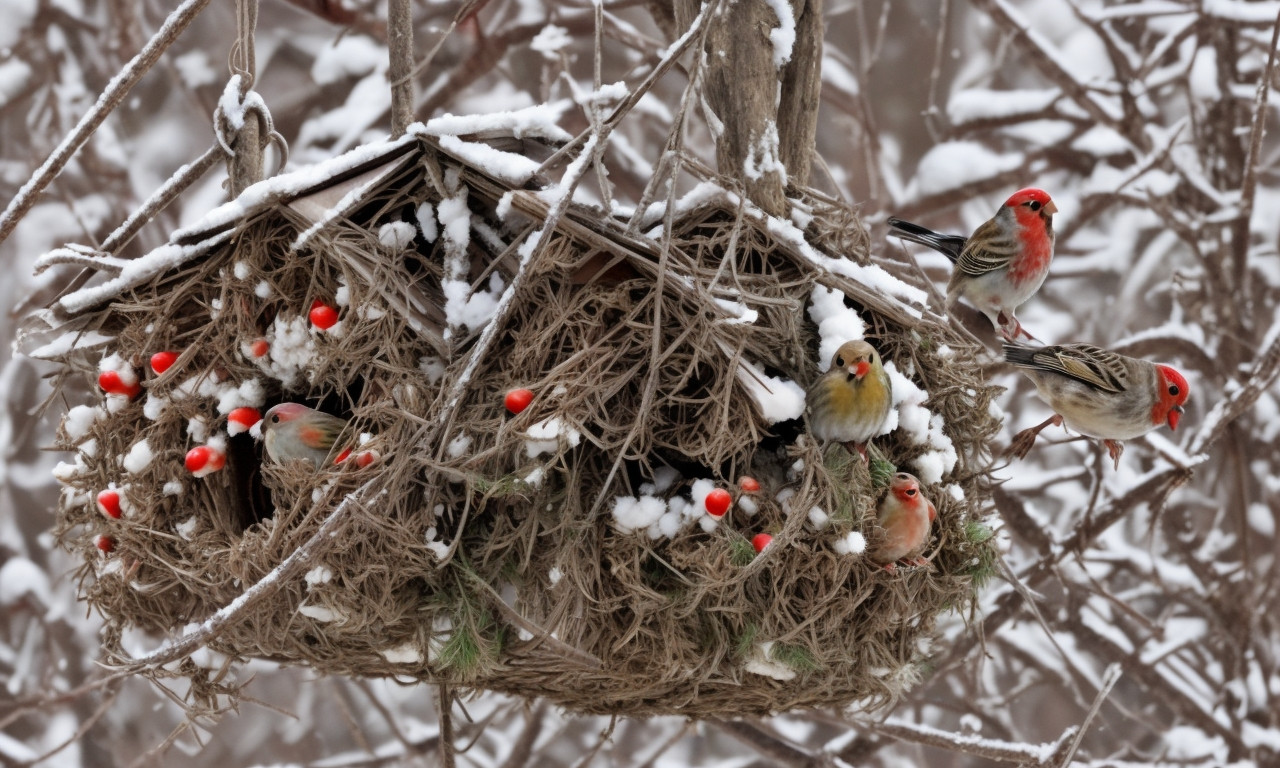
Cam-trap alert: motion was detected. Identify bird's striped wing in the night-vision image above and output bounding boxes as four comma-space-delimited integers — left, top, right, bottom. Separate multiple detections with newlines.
954, 218, 1021, 277
1028, 344, 1129, 393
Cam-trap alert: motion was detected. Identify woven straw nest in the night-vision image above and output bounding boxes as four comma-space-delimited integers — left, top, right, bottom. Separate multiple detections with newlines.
28, 124, 1001, 718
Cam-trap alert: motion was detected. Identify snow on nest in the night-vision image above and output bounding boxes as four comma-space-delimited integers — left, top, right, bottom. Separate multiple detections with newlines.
640, 182, 927, 315
808, 284, 868, 365
735, 358, 806, 424
27, 329, 114, 360
611, 479, 727, 539
884, 360, 959, 485
41, 104, 575, 316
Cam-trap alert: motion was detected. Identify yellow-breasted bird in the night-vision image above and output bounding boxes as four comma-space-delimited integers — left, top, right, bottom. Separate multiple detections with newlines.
805, 339, 893, 462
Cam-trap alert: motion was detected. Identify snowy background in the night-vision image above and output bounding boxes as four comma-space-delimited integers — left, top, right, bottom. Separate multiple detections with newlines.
3, 0, 1279, 765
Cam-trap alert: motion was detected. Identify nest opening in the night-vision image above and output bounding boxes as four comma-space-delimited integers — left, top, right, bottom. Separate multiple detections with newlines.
33, 133, 1002, 718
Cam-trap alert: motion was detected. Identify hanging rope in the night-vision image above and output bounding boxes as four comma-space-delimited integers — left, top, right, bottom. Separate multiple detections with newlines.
216, 0, 288, 196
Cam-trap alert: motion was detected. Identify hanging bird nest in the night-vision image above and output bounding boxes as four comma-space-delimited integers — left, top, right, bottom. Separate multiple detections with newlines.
26, 117, 1001, 718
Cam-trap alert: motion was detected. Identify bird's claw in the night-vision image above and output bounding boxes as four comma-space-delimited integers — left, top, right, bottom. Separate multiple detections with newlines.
1006, 414, 1064, 461
1006, 429, 1039, 460
843, 441, 871, 463
996, 316, 1037, 342
1103, 439, 1124, 470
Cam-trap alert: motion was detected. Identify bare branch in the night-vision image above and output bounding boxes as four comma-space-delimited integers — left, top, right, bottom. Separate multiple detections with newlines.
0, 0, 213, 246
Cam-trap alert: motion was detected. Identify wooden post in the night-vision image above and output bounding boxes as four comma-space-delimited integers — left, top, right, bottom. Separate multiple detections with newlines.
388, 0, 416, 137
671, 0, 823, 216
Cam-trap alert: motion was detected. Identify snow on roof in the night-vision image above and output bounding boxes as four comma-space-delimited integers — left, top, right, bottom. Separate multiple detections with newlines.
42, 133, 420, 315
39, 102, 586, 318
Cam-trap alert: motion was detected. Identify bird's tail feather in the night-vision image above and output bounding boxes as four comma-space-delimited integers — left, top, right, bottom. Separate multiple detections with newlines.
1002, 341, 1040, 367
886, 217, 967, 263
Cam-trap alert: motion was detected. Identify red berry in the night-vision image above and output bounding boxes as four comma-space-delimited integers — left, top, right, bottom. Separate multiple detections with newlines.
309, 300, 339, 330
98, 370, 141, 398
333, 447, 352, 464
738, 476, 761, 493
185, 446, 225, 476
149, 351, 178, 374
95, 534, 115, 553
250, 339, 270, 357
227, 407, 261, 435
504, 388, 534, 414
705, 488, 732, 517
751, 533, 773, 553
355, 449, 378, 468
185, 446, 209, 472
96, 490, 122, 519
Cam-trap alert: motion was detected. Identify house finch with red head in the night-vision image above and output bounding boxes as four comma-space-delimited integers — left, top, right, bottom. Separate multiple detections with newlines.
262, 403, 348, 467
869, 472, 937, 571
888, 187, 1057, 340
1004, 342, 1190, 469
805, 339, 893, 462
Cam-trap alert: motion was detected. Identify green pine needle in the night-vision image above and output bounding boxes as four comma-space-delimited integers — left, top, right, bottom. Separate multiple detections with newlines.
438, 623, 486, 675
964, 520, 998, 590
729, 534, 757, 567
734, 624, 760, 659
820, 444, 859, 524
869, 455, 896, 490
770, 642, 819, 672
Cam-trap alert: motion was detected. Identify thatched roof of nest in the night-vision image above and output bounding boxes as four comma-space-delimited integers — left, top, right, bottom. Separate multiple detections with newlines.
27, 111, 1001, 718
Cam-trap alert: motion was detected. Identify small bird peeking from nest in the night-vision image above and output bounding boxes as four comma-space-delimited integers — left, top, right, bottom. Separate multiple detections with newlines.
869, 472, 937, 573
805, 339, 893, 462
262, 402, 352, 468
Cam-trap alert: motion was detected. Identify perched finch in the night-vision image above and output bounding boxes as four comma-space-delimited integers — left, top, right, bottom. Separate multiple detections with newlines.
262, 403, 348, 467
888, 187, 1057, 340
869, 472, 937, 571
1004, 342, 1189, 469
805, 339, 893, 462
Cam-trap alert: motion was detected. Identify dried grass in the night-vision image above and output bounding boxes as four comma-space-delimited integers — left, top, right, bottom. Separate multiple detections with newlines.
38, 136, 1001, 718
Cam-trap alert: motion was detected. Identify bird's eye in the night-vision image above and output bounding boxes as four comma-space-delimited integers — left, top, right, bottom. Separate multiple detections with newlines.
1168, 385, 1180, 397
905, 488, 917, 497
1028, 200, 1042, 211
270, 414, 280, 423
836, 356, 845, 367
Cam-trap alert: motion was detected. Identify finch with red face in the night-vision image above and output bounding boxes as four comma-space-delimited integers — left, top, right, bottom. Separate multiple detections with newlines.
869, 472, 937, 571
261, 403, 348, 468
1003, 342, 1190, 469
888, 187, 1057, 341
805, 339, 893, 462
